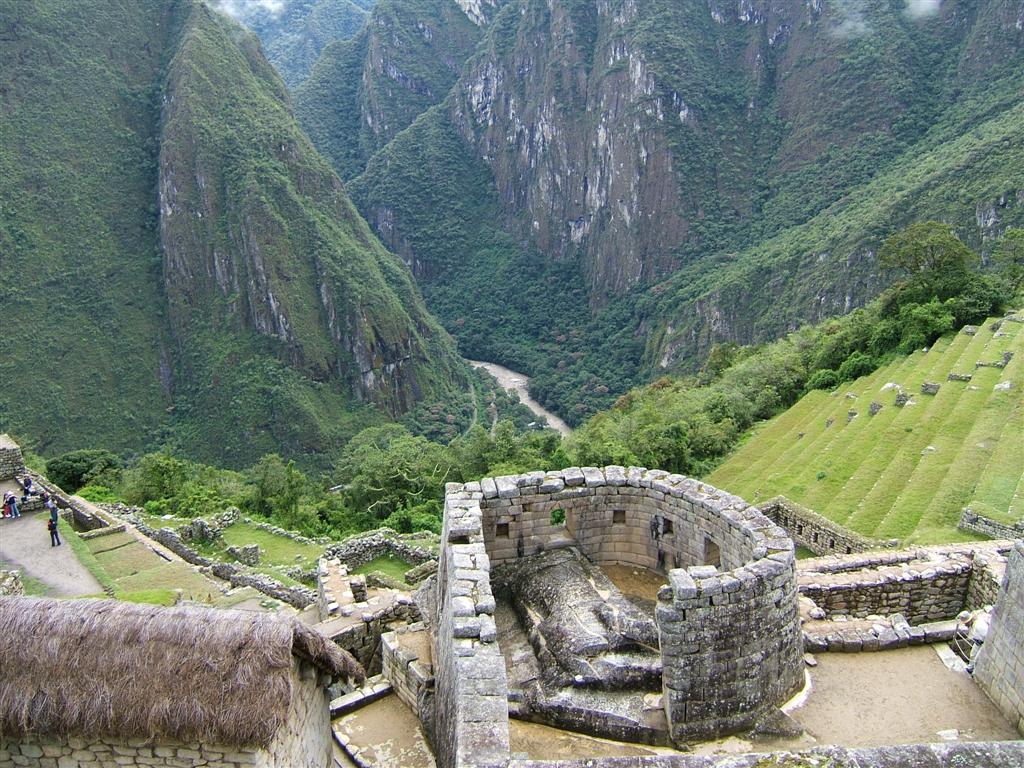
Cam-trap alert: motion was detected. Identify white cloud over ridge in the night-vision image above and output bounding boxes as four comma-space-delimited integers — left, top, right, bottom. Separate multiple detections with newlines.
905, 0, 942, 19
213, 0, 287, 20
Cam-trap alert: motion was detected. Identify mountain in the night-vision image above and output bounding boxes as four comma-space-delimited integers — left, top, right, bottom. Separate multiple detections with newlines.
294, 0, 490, 180
297, 0, 1024, 425
211, 0, 374, 87
0, 0, 469, 466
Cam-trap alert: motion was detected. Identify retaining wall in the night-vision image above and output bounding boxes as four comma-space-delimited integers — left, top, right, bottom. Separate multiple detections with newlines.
329, 595, 421, 675
760, 496, 892, 555
975, 540, 1024, 735
325, 528, 437, 569
959, 508, 1024, 540
797, 556, 972, 625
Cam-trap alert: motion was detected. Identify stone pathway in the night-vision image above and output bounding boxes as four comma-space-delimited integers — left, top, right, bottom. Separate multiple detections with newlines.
0, 512, 102, 596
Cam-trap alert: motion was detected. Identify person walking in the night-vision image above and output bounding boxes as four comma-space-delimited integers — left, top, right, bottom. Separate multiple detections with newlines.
47, 517, 61, 547
43, 493, 59, 524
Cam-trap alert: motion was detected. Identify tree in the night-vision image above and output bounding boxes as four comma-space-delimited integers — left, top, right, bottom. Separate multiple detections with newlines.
878, 222, 975, 295
992, 227, 1024, 293
46, 449, 122, 492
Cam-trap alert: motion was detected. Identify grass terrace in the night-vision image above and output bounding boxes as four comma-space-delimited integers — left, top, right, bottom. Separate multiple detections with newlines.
709, 317, 1023, 544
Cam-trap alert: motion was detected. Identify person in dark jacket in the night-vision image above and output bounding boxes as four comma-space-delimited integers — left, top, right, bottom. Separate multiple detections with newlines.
48, 517, 61, 547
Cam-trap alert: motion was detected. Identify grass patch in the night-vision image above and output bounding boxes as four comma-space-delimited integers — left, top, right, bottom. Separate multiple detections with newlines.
117, 588, 180, 606
18, 574, 54, 596
59, 519, 115, 594
709, 319, 1024, 543
220, 521, 323, 568
351, 554, 413, 584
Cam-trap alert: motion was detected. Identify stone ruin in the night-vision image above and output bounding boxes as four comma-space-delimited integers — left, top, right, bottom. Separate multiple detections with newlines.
423, 467, 806, 754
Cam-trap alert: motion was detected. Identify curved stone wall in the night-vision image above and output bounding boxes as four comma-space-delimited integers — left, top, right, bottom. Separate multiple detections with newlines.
461, 466, 805, 744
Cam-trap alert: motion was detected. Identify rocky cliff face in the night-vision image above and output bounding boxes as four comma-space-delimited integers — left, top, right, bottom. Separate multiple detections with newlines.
338, 0, 1024, 422
1, 0, 468, 463
295, 0, 489, 179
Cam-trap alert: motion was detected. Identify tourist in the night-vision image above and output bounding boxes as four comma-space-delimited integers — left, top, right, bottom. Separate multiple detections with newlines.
21, 475, 34, 499
3, 492, 19, 519
43, 493, 59, 524
1, 492, 8, 519
47, 517, 61, 547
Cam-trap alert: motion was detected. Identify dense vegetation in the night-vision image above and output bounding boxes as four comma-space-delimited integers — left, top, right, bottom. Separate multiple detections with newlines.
49, 225, 1019, 541
212, 0, 373, 87
566, 226, 1015, 476
313, 0, 1024, 425
1, 0, 469, 467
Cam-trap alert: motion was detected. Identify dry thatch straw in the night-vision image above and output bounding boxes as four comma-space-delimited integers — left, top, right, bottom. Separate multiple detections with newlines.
0, 597, 364, 747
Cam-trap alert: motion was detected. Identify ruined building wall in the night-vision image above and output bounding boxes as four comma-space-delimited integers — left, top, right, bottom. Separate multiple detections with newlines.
433, 487, 510, 768
465, 467, 805, 744
975, 540, 1024, 736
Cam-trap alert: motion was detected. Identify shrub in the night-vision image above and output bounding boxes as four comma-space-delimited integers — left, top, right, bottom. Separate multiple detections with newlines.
837, 351, 876, 382
805, 369, 840, 391
46, 449, 122, 492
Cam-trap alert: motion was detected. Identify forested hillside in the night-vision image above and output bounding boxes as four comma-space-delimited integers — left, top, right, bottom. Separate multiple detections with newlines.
295, 0, 1024, 425
0, 0, 469, 466
211, 0, 374, 86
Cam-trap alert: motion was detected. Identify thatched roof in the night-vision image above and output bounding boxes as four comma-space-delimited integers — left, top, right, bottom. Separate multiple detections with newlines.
0, 597, 364, 747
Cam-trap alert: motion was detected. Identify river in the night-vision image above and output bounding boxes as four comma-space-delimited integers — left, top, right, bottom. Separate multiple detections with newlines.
466, 360, 572, 437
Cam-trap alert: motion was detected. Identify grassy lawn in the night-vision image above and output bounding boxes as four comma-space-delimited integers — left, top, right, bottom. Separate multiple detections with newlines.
708, 318, 1023, 544
81, 529, 227, 604
351, 555, 413, 584
219, 522, 323, 568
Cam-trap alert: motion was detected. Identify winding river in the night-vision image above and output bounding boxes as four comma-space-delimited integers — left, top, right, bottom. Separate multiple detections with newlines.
466, 360, 572, 436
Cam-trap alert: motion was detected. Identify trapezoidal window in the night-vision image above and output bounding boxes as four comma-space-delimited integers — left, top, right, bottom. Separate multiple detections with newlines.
496, 522, 510, 539
703, 537, 721, 568
612, 509, 626, 525
663, 518, 674, 534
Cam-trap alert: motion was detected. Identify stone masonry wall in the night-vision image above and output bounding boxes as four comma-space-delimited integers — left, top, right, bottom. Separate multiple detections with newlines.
760, 496, 893, 556
382, 627, 433, 717
467, 468, 804, 745
798, 556, 973, 625
261, 658, 333, 767
0, 570, 24, 597
0, 736, 261, 768
433, 486, 510, 768
959, 508, 1024, 540
975, 540, 1024, 736
0, 434, 25, 481
330, 596, 421, 676
325, 529, 437, 569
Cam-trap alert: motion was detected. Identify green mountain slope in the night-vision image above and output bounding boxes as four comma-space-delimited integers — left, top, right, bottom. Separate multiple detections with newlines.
317, 0, 1024, 424
708, 317, 1023, 544
294, 0, 487, 180
211, 0, 373, 87
0, 0, 468, 466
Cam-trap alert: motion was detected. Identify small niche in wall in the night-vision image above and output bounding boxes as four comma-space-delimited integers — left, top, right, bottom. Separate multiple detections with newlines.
703, 537, 721, 568
550, 508, 566, 527
496, 522, 510, 539
663, 518, 674, 535
612, 509, 626, 525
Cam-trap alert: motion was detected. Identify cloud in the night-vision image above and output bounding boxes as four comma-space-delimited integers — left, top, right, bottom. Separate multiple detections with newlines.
213, 0, 286, 20
905, 0, 942, 18
831, 1, 870, 39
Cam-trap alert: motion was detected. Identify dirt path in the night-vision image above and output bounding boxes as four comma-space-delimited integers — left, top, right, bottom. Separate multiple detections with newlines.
0, 513, 102, 596
466, 360, 572, 436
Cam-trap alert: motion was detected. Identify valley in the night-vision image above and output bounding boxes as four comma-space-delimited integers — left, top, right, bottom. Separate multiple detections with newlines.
466, 360, 572, 436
